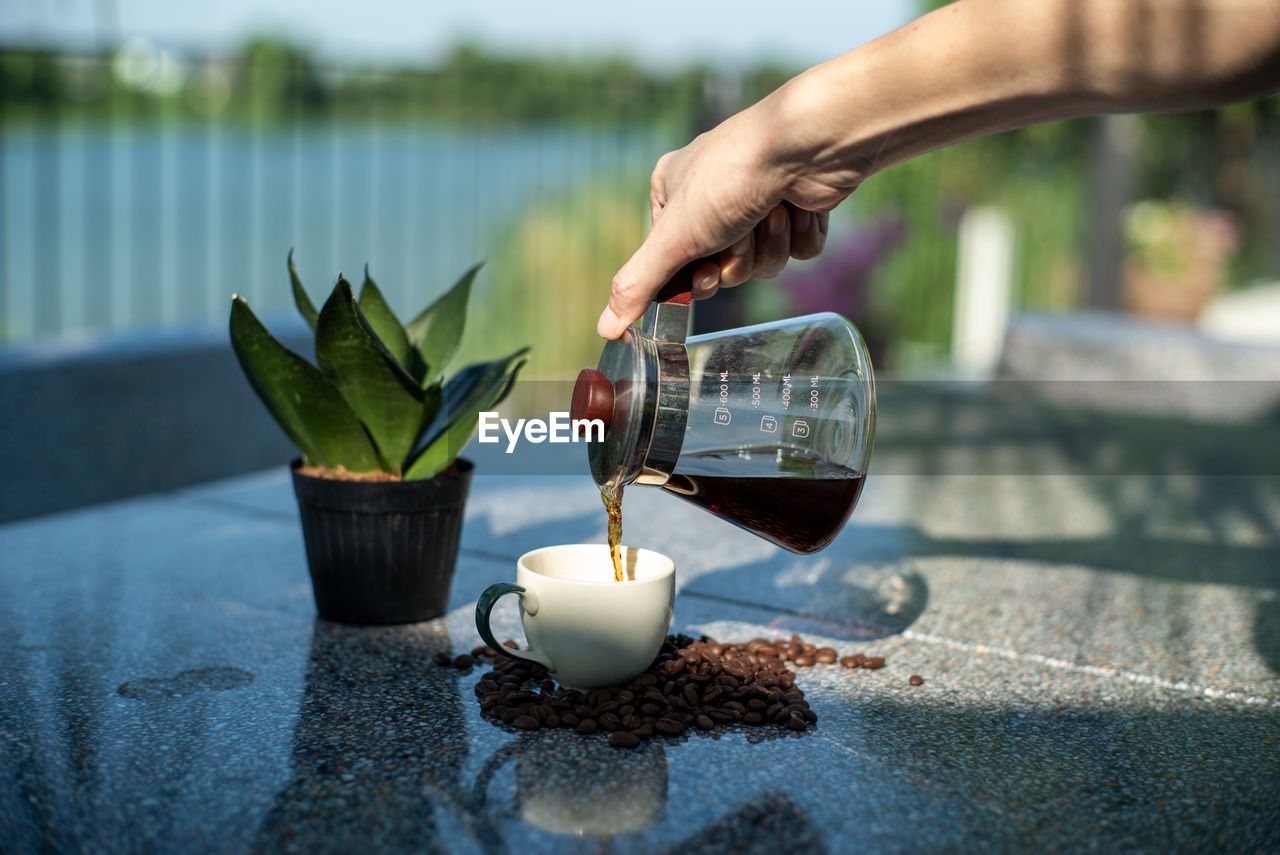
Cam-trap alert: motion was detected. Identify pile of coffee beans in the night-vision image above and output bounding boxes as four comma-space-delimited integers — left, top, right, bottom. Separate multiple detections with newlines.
442, 632, 897, 749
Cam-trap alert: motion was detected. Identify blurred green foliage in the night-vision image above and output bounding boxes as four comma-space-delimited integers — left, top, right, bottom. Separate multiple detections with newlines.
3, 28, 1277, 368
0, 40, 726, 132
462, 174, 652, 379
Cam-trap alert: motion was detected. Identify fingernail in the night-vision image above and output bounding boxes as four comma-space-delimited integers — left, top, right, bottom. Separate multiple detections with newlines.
730, 234, 752, 256
694, 267, 721, 292
768, 206, 786, 235
597, 307, 625, 339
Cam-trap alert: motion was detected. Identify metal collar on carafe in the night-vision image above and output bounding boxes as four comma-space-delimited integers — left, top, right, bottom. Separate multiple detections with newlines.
571, 267, 701, 490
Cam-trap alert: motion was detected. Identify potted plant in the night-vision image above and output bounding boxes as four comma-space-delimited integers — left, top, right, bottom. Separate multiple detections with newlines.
230, 252, 528, 625
1123, 199, 1239, 322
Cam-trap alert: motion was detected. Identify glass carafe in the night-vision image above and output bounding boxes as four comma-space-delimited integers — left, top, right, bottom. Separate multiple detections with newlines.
572, 292, 875, 553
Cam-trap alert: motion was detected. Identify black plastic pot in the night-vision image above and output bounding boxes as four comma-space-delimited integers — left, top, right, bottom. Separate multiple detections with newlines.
290, 458, 474, 625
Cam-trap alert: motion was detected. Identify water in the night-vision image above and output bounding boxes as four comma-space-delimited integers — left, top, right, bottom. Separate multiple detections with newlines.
0, 121, 670, 346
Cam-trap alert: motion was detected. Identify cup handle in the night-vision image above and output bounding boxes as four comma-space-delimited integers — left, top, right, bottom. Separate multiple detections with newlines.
475, 583, 553, 670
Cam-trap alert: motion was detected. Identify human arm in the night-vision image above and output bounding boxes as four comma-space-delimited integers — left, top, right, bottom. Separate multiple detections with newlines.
598, 0, 1280, 338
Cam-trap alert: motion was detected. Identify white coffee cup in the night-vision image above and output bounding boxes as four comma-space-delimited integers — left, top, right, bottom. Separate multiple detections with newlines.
475, 544, 675, 690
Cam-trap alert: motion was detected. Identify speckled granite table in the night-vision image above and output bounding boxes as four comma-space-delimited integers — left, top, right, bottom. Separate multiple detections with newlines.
2, 390, 1279, 853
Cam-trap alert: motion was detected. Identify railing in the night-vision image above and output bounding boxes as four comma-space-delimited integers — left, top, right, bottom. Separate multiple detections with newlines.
3, 46, 1279, 378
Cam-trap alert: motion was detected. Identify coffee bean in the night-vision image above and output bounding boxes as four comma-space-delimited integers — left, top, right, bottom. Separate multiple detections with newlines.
839, 656, 860, 668
476, 632, 825, 746
793, 654, 815, 667
909, 674, 924, 686
814, 647, 837, 664
609, 731, 639, 749
655, 718, 685, 737
864, 657, 886, 670
452, 654, 474, 669
434, 651, 453, 666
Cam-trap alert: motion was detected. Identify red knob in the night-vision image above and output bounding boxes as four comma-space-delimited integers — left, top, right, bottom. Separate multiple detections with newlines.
571, 368, 614, 427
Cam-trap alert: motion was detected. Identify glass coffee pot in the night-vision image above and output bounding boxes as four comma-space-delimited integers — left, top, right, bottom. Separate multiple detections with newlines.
571, 275, 875, 553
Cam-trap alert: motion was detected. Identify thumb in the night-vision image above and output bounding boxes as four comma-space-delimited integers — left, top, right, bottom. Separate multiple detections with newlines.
598, 225, 718, 339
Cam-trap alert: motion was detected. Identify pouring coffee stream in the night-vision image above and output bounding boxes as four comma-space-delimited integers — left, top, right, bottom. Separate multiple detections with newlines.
572, 260, 876, 559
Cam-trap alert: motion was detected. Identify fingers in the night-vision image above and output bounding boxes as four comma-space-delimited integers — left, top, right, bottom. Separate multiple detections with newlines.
721, 203, 823, 285
716, 232, 756, 288
751, 204, 792, 280
790, 206, 828, 260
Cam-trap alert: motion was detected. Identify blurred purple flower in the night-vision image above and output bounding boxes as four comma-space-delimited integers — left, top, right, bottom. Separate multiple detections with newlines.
782, 216, 907, 321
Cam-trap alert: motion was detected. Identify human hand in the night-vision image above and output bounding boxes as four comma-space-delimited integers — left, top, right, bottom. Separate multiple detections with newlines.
596, 109, 832, 339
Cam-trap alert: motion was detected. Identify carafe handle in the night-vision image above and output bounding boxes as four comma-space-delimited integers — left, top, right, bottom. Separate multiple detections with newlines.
646, 257, 714, 344
653, 258, 712, 304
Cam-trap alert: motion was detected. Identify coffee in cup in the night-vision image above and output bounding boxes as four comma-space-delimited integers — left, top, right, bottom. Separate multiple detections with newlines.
475, 544, 675, 690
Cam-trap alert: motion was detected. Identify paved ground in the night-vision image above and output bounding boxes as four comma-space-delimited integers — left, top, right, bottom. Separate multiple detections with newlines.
1, 389, 1278, 853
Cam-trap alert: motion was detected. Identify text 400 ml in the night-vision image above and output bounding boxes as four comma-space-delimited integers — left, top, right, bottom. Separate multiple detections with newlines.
779, 375, 822, 411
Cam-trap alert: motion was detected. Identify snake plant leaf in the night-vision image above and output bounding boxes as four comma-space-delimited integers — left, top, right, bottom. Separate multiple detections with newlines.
316, 277, 427, 473
287, 249, 318, 332
405, 347, 529, 479
405, 262, 481, 384
229, 295, 379, 471
358, 266, 426, 382
420, 380, 443, 436
404, 411, 482, 481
